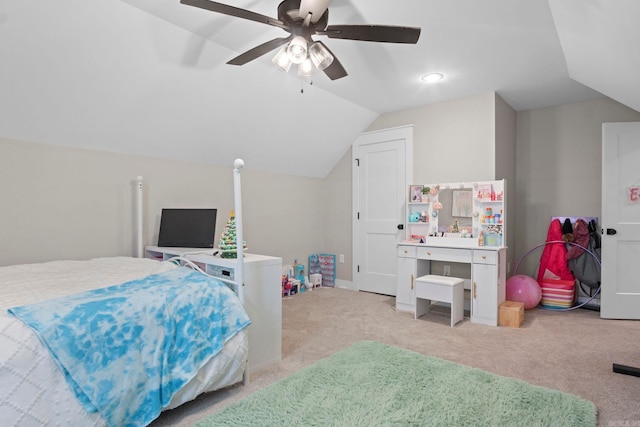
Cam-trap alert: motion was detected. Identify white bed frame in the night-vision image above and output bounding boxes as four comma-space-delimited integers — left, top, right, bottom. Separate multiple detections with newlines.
134, 159, 245, 296
135, 159, 248, 384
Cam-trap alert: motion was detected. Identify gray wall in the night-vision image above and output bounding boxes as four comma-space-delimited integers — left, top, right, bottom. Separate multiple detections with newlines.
337, 92, 516, 280
323, 95, 640, 283
3, 96, 639, 288
0, 138, 326, 268
321, 151, 352, 282
514, 98, 640, 276
495, 93, 517, 273
366, 93, 497, 183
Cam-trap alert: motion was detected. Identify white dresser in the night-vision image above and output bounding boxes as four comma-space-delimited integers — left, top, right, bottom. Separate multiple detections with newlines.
145, 246, 282, 373
397, 242, 506, 326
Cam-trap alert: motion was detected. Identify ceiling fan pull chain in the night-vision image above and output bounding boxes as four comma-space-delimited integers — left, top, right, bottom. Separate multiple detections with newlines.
300, 78, 314, 94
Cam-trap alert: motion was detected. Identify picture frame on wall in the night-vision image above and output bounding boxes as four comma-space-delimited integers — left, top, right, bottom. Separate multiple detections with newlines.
410, 185, 423, 202
452, 190, 473, 217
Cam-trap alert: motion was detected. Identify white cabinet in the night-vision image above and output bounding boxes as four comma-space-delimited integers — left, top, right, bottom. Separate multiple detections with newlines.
396, 245, 430, 312
145, 246, 282, 373
471, 249, 507, 326
396, 245, 505, 325
472, 263, 498, 325
471, 250, 499, 326
396, 256, 416, 312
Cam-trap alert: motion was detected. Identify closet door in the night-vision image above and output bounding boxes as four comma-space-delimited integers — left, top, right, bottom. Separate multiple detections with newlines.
352, 126, 412, 296
601, 122, 640, 319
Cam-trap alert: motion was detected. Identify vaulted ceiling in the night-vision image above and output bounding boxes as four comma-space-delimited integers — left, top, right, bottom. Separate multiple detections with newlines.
1, 1, 637, 177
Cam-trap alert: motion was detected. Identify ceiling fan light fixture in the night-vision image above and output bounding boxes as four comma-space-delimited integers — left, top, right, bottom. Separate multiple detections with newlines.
298, 57, 315, 77
287, 36, 308, 64
181, 0, 422, 83
308, 42, 333, 71
272, 46, 292, 72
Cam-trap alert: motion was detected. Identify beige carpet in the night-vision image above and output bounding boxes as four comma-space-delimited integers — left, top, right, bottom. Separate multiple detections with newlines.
151, 288, 640, 427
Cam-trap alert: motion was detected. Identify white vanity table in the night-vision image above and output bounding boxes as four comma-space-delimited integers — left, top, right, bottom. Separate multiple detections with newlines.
398, 180, 507, 326
397, 242, 506, 326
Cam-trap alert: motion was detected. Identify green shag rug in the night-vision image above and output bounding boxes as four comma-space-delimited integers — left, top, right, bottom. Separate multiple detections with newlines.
196, 341, 597, 426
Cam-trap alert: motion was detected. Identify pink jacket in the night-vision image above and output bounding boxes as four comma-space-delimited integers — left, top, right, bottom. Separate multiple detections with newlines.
537, 219, 575, 282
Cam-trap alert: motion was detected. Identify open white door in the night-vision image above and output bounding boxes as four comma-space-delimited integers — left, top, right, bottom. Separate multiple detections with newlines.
352, 126, 412, 295
601, 122, 640, 319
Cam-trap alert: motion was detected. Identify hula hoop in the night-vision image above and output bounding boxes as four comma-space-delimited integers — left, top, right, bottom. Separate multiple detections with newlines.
514, 240, 601, 311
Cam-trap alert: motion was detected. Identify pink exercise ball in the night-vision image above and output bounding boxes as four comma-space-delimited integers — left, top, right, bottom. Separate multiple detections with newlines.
506, 275, 542, 309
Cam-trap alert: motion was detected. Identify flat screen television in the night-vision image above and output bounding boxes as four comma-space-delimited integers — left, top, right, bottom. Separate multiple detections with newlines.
157, 208, 217, 248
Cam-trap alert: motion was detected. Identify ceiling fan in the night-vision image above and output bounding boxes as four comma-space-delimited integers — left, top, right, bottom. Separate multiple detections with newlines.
180, 0, 421, 80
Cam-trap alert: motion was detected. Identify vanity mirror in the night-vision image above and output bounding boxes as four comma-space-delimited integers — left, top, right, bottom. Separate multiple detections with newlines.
405, 180, 506, 247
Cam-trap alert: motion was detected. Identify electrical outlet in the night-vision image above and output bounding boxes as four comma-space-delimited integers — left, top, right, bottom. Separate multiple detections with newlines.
444, 265, 450, 276
339, 254, 345, 264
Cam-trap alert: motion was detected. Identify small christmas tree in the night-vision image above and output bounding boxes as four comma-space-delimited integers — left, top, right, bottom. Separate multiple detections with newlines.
218, 211, 247, 258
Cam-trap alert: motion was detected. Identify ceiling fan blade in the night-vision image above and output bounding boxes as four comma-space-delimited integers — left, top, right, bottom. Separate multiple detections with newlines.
227, 36, 293, 65
323, 57, 347, 80
319, 43, 347, 80
180, 0, 288, 31
321, 25, 421, 44
298, 0, 333, 23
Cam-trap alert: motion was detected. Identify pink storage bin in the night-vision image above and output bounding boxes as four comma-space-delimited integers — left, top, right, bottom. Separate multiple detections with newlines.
539, 279, 576, 309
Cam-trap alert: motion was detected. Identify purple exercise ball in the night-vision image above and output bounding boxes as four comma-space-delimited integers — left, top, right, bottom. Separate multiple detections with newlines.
506, 275, 542, 309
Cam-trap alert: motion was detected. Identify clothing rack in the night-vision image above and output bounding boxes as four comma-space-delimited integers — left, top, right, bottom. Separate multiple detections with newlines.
551, 216, 599, 226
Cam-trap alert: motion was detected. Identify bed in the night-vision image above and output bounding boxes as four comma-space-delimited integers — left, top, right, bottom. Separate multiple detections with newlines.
0, 256, 250, 427
0, 161, 251, 427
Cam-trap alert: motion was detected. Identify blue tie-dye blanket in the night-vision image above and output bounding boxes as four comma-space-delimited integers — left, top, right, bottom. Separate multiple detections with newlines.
8, 267, 251, 427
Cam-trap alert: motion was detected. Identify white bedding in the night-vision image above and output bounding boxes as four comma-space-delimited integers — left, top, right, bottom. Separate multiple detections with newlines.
0, 257, 248, 427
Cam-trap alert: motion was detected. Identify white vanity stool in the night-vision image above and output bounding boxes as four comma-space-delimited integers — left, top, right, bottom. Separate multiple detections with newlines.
414, 275, 465, 327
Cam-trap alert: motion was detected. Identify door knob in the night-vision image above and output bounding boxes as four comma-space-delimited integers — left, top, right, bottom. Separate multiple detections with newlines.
397, 224, 404, 230
606, 228, 617, 235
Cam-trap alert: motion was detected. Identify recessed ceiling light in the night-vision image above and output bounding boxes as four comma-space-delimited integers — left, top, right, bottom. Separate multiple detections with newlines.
421, 72, 444, 83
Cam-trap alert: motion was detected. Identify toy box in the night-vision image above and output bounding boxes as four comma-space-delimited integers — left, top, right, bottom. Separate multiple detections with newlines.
499, 300, 524, 328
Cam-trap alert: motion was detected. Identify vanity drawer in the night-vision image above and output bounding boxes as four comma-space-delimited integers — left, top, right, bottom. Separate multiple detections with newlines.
417, 247, 472, 263
474, 250, 497, 265
397, 245, 417, 258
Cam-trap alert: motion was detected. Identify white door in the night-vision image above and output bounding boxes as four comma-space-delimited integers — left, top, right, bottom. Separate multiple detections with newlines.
601, 122, 640, 319
352, 126, 413, 295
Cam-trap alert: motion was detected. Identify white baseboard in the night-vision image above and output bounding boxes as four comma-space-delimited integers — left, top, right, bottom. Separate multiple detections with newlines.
335, 279, 356, 291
